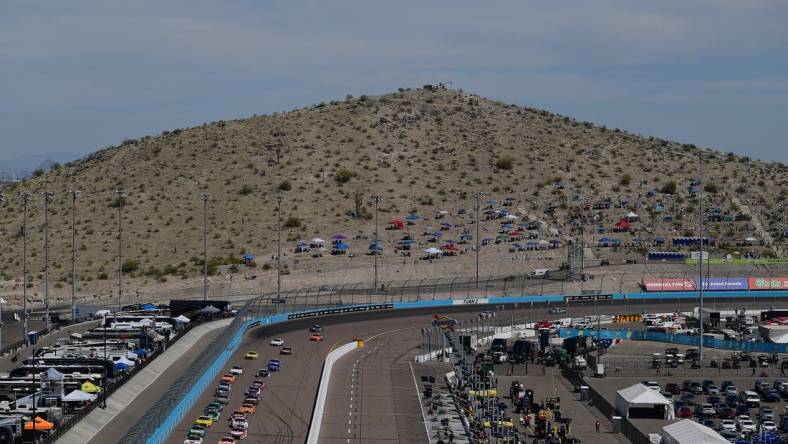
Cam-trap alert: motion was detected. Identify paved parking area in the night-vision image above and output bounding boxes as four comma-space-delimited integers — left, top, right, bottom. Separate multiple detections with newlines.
586, 374, 788, 438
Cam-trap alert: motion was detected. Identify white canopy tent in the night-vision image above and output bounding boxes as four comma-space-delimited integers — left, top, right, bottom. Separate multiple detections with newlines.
138, 318, 154, 327
63, 390, 97, 403
615, 383, 674, 420
174, 315, 190, 323
661, 419, 727, 444
424, 247, 442, 256
625, 211, 639, 220
116, 357, 135, 367
310, 238, 325, 247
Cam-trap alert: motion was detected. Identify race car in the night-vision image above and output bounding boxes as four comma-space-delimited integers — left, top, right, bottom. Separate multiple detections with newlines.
187, 424, 207, 439
184, 438, 203, 444
310, 334, 324, 342
194, 416, 214, 427
230, 428, 248, 440
267, 359, 281, 372
219, 437, 235, 444
269, 338, 284, 346
244, 351, 259, 360
280, 347, 293, 355
309, 325, 323, 332
239, 403, 256, 414
231, 418, 249, 430
220, 374, 236, 384
229, 366, 243, 376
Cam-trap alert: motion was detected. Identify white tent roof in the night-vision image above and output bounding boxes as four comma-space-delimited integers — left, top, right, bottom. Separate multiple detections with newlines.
626, 211, 639, 218
63, 390, 97, 402
310, 238, 325, 244
138, 318, 154, 326
662, 419, 728, 444
424, 247, 442, 255
615, 383, 673, 420
745, 236, 757, 242
116, 357, 135, 366
504, 214, 519, 220
174, 315, 190, 323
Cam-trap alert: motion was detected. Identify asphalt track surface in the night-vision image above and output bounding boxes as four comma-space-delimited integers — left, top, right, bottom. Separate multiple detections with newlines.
163, 295, 786, 444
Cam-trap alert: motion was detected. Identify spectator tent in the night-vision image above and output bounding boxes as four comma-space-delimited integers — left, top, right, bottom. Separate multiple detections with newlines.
661, 419, 727, 444
615, 383, 673, 420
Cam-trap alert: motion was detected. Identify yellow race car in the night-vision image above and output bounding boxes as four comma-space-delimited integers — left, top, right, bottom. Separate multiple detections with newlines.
194, 415, 214, 427
245, 351, 259, 360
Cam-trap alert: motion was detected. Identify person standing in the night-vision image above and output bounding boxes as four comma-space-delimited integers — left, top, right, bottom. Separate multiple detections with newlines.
595, 418, 601, 432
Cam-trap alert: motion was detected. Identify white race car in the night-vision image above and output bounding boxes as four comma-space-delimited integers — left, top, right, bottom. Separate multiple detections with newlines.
270, 338, 284, 346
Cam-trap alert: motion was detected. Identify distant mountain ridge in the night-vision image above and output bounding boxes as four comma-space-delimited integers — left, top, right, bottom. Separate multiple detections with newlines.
0, 153, 81, 180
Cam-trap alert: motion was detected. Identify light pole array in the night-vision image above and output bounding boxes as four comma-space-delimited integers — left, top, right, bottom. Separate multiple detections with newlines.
42, 191, 53, 331
276, 192, 284, 304
473, 192, 486, 288
70, 191, 80, 323
19, 191, 32, 345
116, 190, 126, 314
201, 192, 211, 302
372, 195, 382, 292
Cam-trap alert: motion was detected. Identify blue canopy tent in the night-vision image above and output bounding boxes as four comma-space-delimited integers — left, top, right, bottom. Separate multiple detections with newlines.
140, 303, 158, 311
460, 233, 472, 242
114, 362, 131, 371
481, 237, 494, 246
440, 222, 453, 230
485, 199, 497, 206
405, 214, 420, 225
332, 242, 350, 254
368, 243, 383, 251
654, 237, 666, 245
241, 253, 255, 263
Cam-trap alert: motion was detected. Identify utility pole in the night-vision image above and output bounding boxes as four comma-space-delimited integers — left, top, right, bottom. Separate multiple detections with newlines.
116, 190, 126, 315
70, 191, 80, 323
201, 192, 211, 302
473, 192, 486, 288
20, 192, 31, 345
276, 192, 284, 304
42, 191, 53, 331
372, 195, 382, 292
0, 192, 5, 351
697, 151, 704, 361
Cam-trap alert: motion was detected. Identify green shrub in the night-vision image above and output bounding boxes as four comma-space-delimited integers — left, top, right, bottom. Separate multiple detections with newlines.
239, 184, 253, 195
495, 157, 514, 170
335, 169, 356, 184
122, 259, 139, 273
660, 181, 677, 194
284, 216, 302, 228
278, 180, 292, 191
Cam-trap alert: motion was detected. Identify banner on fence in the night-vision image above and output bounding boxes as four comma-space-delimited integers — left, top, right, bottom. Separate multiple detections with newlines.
698, 277, 748, 291
749, 277, 788, 290
643, 278, 696, 291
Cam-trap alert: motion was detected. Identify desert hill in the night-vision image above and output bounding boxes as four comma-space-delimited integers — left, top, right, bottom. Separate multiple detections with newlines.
1, 86, 786, 306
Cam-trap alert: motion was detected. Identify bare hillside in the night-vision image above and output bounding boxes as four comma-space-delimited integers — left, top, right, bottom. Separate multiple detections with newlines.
1, 86, 786, 306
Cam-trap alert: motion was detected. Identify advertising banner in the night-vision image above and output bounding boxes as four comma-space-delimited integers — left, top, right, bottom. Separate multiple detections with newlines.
697, 278, 748, 291
748, 277, 788, 290
643, 278, 696, 292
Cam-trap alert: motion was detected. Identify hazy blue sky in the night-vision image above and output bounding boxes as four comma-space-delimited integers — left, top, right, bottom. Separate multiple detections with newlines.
2, 1, 787, 164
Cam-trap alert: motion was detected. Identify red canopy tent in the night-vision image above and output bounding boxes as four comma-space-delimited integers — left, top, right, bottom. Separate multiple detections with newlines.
388, 219, 405, 230
614, 219, 632, 230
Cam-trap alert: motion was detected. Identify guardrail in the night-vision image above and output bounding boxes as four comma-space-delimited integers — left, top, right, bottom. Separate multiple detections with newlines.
124, 287, 788, 444
306, 341, 360, 444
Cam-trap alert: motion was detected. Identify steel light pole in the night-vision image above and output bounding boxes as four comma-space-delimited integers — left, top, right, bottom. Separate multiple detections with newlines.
372, 195, 382, 292
116, 190, 126, 314
473, 192, 487, 288
697, 151, 704, 361
0, 192, 5, 350
201, 192, 211, 302
70, 191, 80, 323
19, 191, 32, 345
42, 191, 53, 331
276, 192, 284, 303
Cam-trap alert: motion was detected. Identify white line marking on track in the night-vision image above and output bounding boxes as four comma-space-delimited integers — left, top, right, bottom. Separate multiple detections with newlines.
409, 361, 432, 443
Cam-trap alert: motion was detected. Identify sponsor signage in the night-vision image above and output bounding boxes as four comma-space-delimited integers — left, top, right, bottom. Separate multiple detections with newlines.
697, 278, 748, 291
748, 277, 788, 290
643, 278, 696, 292
565, 294, 613, 302
451, 298, 489, 305
270, 298, 286, 304
286, 303, 393, 320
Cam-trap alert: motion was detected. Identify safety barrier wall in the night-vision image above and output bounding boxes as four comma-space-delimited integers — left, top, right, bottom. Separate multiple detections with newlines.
143, 289, 788, 444
306, 342, 360, 444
